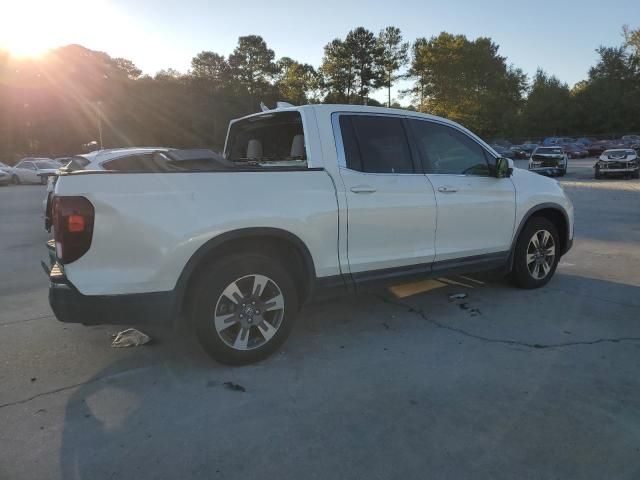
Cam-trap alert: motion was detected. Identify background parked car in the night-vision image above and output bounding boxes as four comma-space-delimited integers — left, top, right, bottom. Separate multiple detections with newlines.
595, 149, 639, 179
515, 143, 539, 156
508, 145, 530, 159
0, 169, 10, 186
53, 157, 72, 166
0, 161, 12, 174
562, 143, 589, 159
575, 137, 596, 146
490, 145, 517, 159
529, 146, 568, 176
10, 158, 60, 185
62, 147, 174, 172
587, 140, 614, 157
622, 135, 640, 144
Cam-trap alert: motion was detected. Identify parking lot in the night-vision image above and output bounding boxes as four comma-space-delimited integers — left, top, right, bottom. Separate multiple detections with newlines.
1, 158, 639, 479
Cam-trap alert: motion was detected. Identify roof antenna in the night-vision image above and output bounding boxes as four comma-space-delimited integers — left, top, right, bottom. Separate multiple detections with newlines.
260, 102, 270, 112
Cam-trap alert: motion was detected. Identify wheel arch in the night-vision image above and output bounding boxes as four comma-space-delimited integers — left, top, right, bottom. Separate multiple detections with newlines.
175, 227, 317, 319
508, 203, 571, 270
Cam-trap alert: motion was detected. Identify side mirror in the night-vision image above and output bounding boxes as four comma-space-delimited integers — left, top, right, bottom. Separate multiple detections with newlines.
495, 157, 514, 178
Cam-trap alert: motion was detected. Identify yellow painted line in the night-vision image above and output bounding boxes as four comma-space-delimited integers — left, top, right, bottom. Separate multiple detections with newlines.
389, 279, 448, 298
437, 277, 476, 289
458, 275, 486, 285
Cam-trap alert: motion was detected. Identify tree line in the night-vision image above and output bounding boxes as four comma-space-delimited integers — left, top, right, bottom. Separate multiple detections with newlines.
1, 25, 639, 160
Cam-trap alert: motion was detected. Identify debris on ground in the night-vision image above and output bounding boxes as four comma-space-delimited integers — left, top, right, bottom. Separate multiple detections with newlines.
382, 322, 390, 330
111, 328, 151, 348
459, 303, 470, 310
223, 382, 246, 392
470, 309, 482, 317
448, 293, 468, 301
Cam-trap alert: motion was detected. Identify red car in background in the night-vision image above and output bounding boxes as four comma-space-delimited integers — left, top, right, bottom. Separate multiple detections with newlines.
562, 143, 589, 159
587, 140, 626, 157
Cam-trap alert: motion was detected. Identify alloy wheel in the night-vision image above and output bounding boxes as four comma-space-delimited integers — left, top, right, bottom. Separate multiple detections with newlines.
526, 230, 556, 280
213, 274, 285, 351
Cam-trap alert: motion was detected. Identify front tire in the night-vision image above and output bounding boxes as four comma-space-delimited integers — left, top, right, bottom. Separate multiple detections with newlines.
595, 166, 602, 179
40, 176, 47, 185
190, 253, 299, 365
510, 217, 560, 289
11, 175, 20, 185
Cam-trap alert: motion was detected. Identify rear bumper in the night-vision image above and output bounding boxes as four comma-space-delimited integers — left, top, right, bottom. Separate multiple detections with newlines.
44, 242, 176, 326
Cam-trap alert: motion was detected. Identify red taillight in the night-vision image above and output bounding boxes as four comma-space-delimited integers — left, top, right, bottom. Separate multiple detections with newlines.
52, 196, 94, 264
68, 215, 85, 233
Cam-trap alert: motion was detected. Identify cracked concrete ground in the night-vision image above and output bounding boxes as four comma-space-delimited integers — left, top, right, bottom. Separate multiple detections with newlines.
1, 159, 639, 479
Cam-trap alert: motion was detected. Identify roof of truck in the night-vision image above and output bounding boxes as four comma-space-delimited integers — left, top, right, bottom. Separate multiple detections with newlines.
232, 103, 495, 155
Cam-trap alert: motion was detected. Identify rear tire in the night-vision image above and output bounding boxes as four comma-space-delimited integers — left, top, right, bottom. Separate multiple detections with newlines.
632, 169, 639, 179
509, 217, 560, 289
190, 253, 299, 365
40, 176, 47, 185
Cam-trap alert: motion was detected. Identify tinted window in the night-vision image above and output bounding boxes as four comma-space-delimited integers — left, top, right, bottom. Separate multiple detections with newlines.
34, 160, 59, 169
101, 152, 223, 172
103, 154, 166, 172
339, 115, 414, 174
410, 120, 489, 175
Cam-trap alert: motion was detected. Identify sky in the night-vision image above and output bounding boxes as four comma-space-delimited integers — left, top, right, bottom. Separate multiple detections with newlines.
0, 0, 636, 103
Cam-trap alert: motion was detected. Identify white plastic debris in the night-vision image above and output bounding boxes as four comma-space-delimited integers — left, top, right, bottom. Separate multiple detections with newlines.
448, 293, 468, 300
111, 328, 151, 348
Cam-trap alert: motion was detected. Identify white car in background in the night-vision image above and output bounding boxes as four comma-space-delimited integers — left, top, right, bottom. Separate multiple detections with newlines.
64, 147, 174, 171
10, 158, 60, 185
595, 149, 639, 179
44, 147, 173, 230
0, 169, 10, 186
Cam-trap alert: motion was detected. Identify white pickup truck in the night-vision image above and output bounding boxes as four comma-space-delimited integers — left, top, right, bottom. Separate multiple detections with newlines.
45, 104, 574, 364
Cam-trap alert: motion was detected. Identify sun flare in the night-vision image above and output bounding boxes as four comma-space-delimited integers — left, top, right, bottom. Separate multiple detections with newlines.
0, 0, 119, 57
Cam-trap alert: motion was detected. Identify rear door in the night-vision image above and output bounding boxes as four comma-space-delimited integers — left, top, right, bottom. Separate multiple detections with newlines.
17, 161, 38, 183
334, 113, 437, 277
408, 118, 516, 263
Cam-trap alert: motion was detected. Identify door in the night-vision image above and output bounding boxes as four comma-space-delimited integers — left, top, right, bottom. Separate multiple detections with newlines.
408, 119, 516, 262
16, 161, 38, 183
334, 114, 437, 275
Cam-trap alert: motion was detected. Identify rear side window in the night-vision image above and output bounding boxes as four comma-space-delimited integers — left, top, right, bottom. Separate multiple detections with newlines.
103, 154, 167, 172
410, 120, 489, 175
339, 115, 414, 174
225, 111, 307, 168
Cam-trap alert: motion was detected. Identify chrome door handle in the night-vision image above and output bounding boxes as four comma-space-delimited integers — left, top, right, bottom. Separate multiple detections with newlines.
350, 185, 377, 194
437, 186, 458, 193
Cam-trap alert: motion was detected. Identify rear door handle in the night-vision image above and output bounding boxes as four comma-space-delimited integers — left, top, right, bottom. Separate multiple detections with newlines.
350, 185, 377, 194
437, 186, 458, 193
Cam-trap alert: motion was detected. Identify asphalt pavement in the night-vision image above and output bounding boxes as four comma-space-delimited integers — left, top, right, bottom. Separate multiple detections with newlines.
1, 160, 639, 479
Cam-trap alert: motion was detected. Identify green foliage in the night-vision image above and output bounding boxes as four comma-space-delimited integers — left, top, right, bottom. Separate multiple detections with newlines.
376, 26, 409, 107
405, 32, 526, 137
1, 25, 639, 160
520, 69, 572, 136
228, 35, 278, 110
275, 57, 319, 105
321, 27, 383, 104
